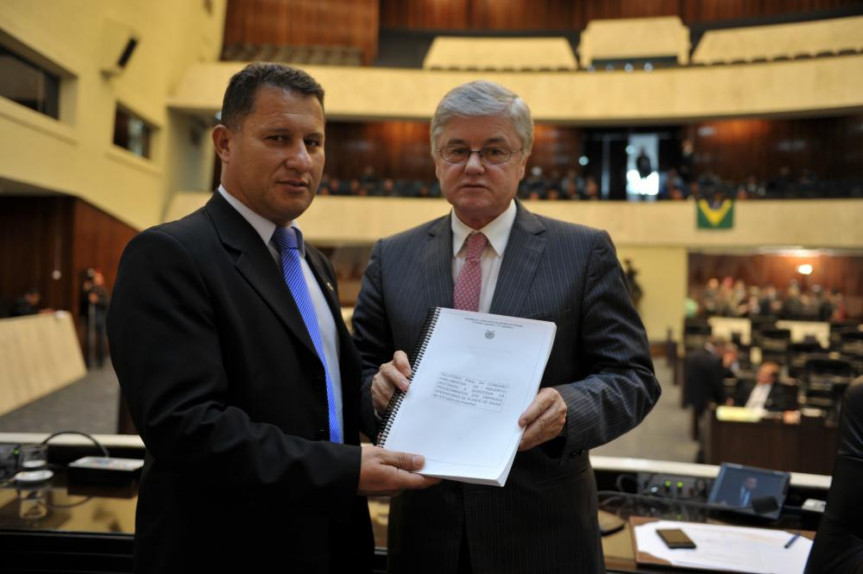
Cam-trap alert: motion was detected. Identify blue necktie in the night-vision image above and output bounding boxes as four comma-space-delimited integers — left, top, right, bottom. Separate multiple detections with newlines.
272, 226, 342, 443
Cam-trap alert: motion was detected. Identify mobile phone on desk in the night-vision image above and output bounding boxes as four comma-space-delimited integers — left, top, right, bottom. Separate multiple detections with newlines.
657, 528, 697, 549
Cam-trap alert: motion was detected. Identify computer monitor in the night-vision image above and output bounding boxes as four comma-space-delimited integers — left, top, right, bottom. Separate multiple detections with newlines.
707, 463, 791, 520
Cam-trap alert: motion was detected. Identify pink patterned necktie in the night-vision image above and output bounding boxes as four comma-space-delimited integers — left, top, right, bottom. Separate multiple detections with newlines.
453, 232, 488, 311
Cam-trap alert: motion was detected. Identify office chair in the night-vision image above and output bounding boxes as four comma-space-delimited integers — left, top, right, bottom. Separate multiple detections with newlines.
804, 377, 863, 574
683, 319, 712, 351
840, 330, 863, 355
788, 342, 826, 380
804, 358, 855, 417
761, 328, 791, 365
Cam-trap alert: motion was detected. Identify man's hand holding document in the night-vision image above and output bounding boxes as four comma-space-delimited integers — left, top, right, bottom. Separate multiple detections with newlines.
373, 308, 557, 486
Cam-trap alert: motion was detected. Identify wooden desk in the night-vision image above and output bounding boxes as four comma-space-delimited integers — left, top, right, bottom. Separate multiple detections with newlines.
605, 517, 815, 573
0, 438, 829, 574
705, 409, 838, 474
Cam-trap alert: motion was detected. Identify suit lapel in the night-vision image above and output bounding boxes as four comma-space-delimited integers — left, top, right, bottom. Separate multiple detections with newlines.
304, 249, 340, 317
422, 214, 455, 311
303, 248, 355, 354
204, 193, 318, 357
489, 202, 547, 317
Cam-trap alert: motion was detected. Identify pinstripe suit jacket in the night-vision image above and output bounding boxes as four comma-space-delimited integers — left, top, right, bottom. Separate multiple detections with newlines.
352, 201, 660, 574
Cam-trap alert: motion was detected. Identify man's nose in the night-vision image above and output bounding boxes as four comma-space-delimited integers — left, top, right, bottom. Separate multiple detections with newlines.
464, 150, 485, 173
285, 141, 313, 171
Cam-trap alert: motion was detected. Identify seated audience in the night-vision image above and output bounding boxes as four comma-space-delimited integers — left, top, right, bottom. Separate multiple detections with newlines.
732, 362, 800, 412
10, 287, 43, 317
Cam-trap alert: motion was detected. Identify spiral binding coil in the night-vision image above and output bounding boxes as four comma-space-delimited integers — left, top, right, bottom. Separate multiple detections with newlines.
376, 307, 442, 446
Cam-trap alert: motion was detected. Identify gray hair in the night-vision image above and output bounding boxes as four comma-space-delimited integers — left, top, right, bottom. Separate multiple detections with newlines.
430, 80, 534, 156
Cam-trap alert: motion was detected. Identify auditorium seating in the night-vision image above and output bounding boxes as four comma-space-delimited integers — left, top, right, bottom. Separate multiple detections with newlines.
578, 16, 690, 67
804, 357, 856, 419
423, 37, 577, 71
692, 16, 863, 65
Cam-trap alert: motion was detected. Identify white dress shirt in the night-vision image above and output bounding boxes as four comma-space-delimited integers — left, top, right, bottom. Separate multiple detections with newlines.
745, 383, 772, 412
451, 200, 517, 314
218, 186, 343, 431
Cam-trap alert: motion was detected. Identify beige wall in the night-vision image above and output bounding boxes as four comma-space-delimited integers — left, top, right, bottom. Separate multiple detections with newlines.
291, 197, 863, 250
301, 198, 863, 343
2, 2, 860, 344
0, 0, 225, 230
615, 246, 688, 343
170, 56, 863, 123
2, 3, 861, 232
167, 193, 861, 342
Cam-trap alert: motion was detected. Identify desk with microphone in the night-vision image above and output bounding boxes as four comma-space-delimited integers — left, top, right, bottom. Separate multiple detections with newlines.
598, 462, 818, 573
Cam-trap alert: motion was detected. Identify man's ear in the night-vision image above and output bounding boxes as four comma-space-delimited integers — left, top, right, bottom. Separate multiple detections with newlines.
517, 152, 529, 181
212, 125, 233, 163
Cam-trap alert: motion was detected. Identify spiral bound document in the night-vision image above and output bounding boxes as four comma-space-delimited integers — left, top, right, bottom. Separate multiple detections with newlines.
377, 307, 556, 486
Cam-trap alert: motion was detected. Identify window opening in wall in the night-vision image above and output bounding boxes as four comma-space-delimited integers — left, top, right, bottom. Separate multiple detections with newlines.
113, 106, 153, 159
0, 45, 60, 119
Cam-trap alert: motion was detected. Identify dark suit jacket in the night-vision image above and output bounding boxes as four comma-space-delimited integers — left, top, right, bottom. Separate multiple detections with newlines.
107, 192, 374, 573
683, 348, 727, 410
732, 379, 800, 411
805, 378, 863, 574
352, 202, 660, 574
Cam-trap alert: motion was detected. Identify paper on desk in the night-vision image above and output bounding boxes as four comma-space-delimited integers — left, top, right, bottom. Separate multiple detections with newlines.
634, 520, 812, 574
716, 406, 763, 422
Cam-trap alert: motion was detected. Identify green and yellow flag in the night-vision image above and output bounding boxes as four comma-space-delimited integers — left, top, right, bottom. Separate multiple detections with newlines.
696, 199, 734, 229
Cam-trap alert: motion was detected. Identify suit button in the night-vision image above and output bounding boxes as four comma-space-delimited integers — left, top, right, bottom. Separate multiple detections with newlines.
317, 428, 326, 440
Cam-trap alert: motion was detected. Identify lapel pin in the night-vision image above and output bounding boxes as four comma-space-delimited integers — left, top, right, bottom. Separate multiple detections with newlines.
326, 281, 334, 292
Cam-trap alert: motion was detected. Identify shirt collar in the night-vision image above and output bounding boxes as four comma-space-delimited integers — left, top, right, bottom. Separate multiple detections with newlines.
218, 185, 305, 257
451, 200, 517, 258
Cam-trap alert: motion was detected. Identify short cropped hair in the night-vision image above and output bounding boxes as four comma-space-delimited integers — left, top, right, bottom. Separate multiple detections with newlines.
430, 80, 534, 156
220, 63, 325, 129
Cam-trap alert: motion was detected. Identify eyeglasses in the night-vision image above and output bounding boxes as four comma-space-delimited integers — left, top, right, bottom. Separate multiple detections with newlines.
438, 145, 522, 165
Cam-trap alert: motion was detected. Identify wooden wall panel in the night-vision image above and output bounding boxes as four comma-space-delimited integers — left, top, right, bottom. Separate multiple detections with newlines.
323, 121, 582, 182
381, 0, 861, 30
0, 196, 136, 325
0, 197, 74, 317
688, 253, 863, 318
581, 0, 679, 24
323, 113, 862, 188
224, 0, 379, 64
527, 124, 583, 177
325, 121, 435, 181
682, 0, 863, 23
69, 200, 138, 325
380, 0, 469, 29
691, 114, 863, 183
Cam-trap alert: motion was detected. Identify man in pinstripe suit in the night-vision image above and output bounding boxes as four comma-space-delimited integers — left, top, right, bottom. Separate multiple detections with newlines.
352, 81, 660, 573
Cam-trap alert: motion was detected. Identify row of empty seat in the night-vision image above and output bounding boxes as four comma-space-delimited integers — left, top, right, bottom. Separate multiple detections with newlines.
692, 16, 863, 65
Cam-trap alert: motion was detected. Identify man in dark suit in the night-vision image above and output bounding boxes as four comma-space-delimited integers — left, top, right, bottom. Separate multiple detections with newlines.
805, 376, 863, 573
683, 338, 736, 440
733, 361, 799, 412
352, 81, 661, 574
108, 63, 435, 573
